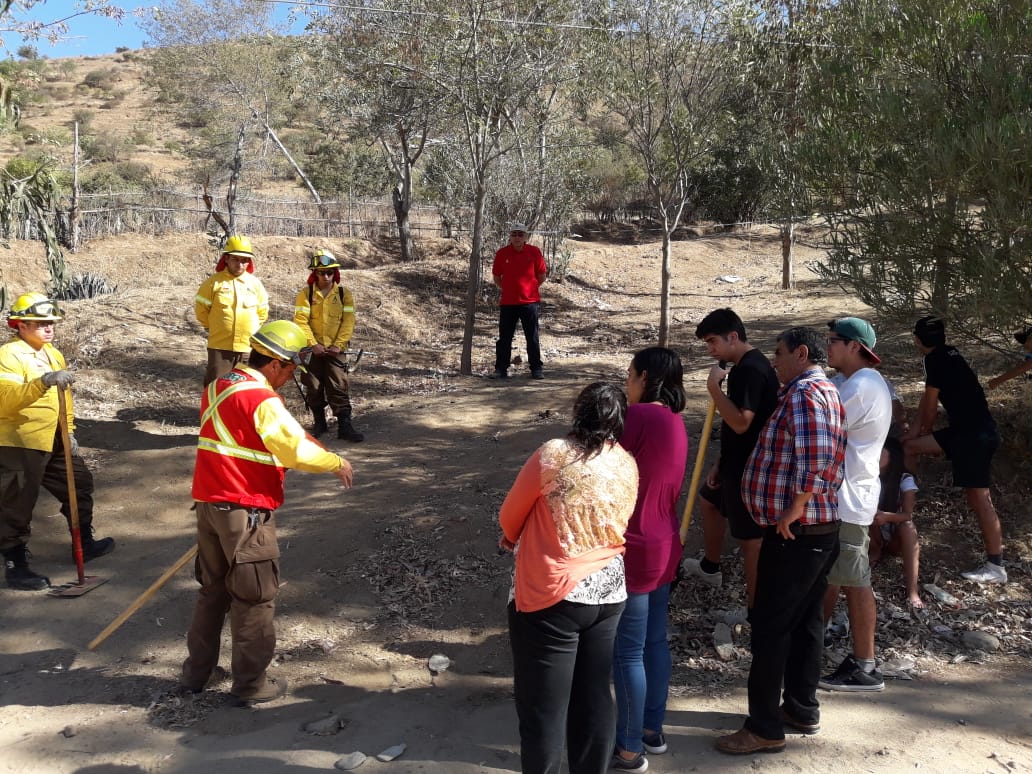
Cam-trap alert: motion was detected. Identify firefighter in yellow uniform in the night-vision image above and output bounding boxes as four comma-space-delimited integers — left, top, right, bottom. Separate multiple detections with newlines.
181, 320, 354, 705
195, 235, 270, 386
293, 249, 364, 441
0, 293, 114, 591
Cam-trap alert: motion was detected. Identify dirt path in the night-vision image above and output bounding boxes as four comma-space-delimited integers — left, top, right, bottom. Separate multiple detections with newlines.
1, 230, 1029, 772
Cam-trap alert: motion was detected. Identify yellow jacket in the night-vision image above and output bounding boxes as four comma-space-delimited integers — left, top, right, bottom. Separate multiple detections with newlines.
293, 283, 355, 348
0, 336, 75, 452
195, 270, 269, 353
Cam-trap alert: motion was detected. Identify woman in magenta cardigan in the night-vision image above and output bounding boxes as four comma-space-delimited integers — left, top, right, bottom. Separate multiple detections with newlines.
612, 347, 689, 771
500, 382, 639, 774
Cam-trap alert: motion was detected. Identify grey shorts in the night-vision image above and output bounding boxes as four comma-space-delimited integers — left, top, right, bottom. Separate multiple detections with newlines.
826, 522, 871, 588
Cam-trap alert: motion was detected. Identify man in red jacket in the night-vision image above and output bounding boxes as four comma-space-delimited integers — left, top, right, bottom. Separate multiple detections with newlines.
491, 224, 548, 380
180, 320, 353, 706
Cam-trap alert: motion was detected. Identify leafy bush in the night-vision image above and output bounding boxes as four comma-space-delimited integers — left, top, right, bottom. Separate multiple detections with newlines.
72, 109, 94, 129
80, 133, 126, 163
129, 126, 154, 146
17, 45, 39, 61
81, 68, 117, 92
81, 161, 155, 192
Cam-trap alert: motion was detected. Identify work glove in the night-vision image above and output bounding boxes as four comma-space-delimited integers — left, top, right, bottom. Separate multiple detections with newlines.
67, 433, 80, 456
41, 370, 75, 389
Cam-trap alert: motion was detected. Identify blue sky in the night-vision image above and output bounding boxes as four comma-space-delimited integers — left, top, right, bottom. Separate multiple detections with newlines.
1, 1, 306, 58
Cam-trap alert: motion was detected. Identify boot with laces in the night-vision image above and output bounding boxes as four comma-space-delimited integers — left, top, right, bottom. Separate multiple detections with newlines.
3, 545, 50, 591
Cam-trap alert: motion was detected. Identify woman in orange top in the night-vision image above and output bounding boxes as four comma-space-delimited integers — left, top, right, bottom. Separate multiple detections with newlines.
500, 382, 639, 774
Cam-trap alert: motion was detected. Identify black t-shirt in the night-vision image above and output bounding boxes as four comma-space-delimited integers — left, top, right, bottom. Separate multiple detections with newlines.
923, 345, 995, 432
719, 347, 780, 475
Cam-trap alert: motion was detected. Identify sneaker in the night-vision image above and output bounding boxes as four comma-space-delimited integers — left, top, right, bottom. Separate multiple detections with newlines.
531, 369, 544, 380
489, 370, 509, 380
610, 751, 648, 772
961, 562, 1007, 584
681, 557, 722, 588
818, 655, 885, 692
231, 677, 288, 706
3, 546, 50, 591
642, 731, 667, 754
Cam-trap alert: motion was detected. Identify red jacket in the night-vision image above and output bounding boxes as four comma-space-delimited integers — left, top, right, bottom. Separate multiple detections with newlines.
192, 369, 288, 510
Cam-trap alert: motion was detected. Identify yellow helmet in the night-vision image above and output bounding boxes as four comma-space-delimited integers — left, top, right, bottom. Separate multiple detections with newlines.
250, 320, 311, 371
9, 292, 63, 326
223, 235, 254, 257
309, 248, 340, 270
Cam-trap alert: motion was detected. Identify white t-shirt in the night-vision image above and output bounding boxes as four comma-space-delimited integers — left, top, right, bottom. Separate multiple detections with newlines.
834, 368, 893, 526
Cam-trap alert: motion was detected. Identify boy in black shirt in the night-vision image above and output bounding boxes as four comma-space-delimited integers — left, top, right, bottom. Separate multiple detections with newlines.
684, 308, 780, 609
902, 316, 1005, 584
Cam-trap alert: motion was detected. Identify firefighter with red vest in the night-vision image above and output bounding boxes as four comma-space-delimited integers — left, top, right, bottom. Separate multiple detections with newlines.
180, 320, 353, 705
194, 235, 270, 387
293, 249, 364, 441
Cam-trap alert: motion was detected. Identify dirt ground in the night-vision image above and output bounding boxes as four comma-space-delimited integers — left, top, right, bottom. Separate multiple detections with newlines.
0, 229, 1030, 774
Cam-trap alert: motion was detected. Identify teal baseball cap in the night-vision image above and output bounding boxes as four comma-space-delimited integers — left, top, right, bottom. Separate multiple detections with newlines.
828, 317, 881, 365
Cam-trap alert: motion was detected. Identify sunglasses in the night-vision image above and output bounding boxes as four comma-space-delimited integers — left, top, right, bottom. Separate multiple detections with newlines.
315, 269, 335, 276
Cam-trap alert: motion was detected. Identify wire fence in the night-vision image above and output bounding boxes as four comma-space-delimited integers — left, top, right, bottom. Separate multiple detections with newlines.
67, 188, 452, 243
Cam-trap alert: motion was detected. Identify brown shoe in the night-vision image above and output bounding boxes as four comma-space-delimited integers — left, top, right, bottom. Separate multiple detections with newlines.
780, 706, 820, 735
231, 677, 288, 707
715, 727, 786, 755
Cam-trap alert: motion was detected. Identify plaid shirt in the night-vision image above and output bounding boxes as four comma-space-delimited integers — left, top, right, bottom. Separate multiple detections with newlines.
742, 367, 846, 527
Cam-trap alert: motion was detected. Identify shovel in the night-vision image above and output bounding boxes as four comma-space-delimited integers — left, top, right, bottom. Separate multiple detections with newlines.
48, 386, 109, 597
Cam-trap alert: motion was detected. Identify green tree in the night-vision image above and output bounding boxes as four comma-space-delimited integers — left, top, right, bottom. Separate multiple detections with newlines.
805, 0, 1032, 337
590, 0, 745, 346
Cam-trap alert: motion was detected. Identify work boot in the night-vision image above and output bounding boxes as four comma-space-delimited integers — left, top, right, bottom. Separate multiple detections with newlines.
231, 677, 288, 707
312, 410, 329, 438
80, 527, 116, 562
337, 411, 365, 442
3, 545, 50, 591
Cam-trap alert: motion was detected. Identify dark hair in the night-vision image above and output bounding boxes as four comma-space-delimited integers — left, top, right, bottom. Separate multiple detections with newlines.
695, 307, 747, 341
777, 326, 827, 365
569, 382, 626, 460
631, 347, 687, 412
878, 437, 905, 511
913, 315, 946, 348
248, 350, 276, 369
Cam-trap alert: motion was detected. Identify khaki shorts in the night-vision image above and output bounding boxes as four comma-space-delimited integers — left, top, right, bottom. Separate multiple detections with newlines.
826, 521, 871, 588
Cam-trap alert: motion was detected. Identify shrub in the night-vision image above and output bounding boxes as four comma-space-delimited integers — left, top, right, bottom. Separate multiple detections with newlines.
80, 133, 126, 163
16, 45, 39, 61
129, 126, 154, 146
52, 272, 117, 301
72, 109, 94, 129
81, 68, 117, 91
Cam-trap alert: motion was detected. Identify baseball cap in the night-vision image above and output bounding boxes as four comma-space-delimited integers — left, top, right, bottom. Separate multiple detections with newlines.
828, 317, 881, 365
509, 222, 529, 233
1014, 327, 1032, 345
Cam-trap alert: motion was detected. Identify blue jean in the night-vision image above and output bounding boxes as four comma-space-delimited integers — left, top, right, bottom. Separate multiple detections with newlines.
509, 599, 625, 774
613, 583, 672, 753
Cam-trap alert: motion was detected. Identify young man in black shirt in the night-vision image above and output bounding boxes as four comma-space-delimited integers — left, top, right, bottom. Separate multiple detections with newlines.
902, 316, 1005, 584
684, 308, 780, 609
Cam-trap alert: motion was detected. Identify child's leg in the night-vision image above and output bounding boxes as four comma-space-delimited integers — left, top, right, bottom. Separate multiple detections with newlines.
893, 522, 922, 606
868, 524, 884, 566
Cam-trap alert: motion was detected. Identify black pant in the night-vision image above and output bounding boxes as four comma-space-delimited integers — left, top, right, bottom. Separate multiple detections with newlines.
495, 303, 542, 373
0, 433, 95, 553
745, 526, 840, 740
508, 599, 624, 774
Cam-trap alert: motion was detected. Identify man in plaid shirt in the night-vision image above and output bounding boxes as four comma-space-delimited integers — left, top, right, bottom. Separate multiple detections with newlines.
717, 326, 846, 755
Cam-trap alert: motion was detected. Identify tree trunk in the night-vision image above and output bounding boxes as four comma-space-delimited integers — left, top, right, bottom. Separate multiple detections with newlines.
461, 178, 489, 375
392, 158, 416, 262
659, 225, 672, 347
781, 221, 795, 290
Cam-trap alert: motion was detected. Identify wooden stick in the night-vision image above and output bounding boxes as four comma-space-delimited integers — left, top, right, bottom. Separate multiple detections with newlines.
88, 544, 198, 651
56, 387, 84, 583
680, 400, 717, 545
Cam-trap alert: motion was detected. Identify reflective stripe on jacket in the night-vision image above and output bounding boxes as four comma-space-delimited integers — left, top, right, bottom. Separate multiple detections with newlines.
192, 366, 343, 510
293, 283, 355, 349
0, 337, 73, 452
195, 270, 269, 353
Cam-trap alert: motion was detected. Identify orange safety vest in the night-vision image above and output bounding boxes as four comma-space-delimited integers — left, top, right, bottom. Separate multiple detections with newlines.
192, 369, 287, 510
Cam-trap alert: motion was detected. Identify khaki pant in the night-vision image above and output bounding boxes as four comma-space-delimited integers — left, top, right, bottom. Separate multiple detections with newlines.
204, 348, 246, 387
301, 353, 353, 416
181, 502, 280, 699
